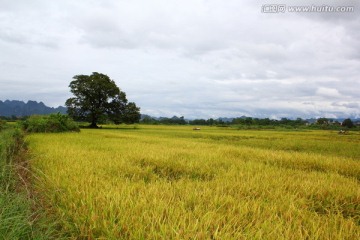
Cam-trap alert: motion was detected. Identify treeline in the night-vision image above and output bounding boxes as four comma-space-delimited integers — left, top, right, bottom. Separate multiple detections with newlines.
1, 114, 358, 129
140, 116, 358, 129
141, 116, 308, 126
0, 115, 27, 121
190, 117, 307, 127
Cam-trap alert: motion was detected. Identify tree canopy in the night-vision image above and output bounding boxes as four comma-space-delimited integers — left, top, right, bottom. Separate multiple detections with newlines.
65, 72, 140, 127
342, 118, 354, 128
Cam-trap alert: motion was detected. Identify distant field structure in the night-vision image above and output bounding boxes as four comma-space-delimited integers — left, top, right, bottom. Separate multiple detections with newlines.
27, 125, 360, 239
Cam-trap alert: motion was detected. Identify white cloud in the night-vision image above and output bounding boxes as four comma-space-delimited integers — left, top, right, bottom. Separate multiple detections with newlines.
316, 87, 341, 97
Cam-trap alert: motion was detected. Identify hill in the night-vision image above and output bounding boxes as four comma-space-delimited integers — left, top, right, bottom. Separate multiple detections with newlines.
0, 100, 67, 117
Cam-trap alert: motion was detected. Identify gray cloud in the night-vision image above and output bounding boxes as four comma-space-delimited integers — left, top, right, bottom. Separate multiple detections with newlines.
0, 0, 359, 119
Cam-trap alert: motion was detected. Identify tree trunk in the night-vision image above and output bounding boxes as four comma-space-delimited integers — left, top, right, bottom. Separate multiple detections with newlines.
89, 116, 98, 128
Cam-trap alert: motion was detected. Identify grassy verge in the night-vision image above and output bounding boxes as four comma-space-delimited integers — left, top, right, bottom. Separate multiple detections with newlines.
0, 123, 60, 239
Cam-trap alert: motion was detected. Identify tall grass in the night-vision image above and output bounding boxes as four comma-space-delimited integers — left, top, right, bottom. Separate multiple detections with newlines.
0, 123, 61, 239
0, 125, 34, 239
28, 125, 360, 239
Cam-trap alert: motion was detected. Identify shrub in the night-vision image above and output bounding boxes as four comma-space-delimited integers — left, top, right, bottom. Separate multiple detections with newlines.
21, 113, 80, 133
0, 120, 6, 131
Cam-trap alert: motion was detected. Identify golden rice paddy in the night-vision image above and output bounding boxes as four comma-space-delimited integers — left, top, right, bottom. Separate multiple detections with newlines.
27, 125, 360, 239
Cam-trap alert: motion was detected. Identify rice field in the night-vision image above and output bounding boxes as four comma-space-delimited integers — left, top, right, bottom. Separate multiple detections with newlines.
27, 125, 360, 239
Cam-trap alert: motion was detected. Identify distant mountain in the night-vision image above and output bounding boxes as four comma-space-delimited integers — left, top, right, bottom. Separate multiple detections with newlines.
217, 117, 235, 123
140, 114, 157, 120
0, 100, 67, 117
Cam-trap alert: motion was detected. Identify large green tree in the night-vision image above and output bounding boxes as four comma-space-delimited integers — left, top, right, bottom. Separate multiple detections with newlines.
65, 72, 140, 128
342, 118, 354, 128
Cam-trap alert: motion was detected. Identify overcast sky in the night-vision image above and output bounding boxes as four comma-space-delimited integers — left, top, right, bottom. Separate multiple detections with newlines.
0, 0, 359, 119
